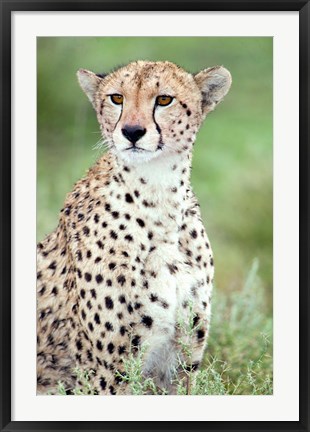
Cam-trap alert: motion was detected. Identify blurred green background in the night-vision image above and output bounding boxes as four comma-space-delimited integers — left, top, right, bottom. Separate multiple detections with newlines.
37, 36, 272, 309
37, 37, 273, 393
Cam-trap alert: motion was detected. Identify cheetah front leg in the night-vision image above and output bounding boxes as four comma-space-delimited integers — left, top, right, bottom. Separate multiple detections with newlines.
174, 214, 214, 392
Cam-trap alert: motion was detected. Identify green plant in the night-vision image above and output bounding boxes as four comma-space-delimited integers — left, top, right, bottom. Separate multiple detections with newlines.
115, 343, 168, 396
206, 259, 273, 394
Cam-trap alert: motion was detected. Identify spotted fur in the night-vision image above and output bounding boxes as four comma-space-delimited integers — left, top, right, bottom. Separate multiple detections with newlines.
37, 60, 231, 395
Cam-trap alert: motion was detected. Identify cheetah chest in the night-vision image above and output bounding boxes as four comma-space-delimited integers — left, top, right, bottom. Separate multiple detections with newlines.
69, 176, 211, 387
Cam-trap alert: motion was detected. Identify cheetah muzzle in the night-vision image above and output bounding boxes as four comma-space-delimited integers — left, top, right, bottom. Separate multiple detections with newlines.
37, 60, 232, 395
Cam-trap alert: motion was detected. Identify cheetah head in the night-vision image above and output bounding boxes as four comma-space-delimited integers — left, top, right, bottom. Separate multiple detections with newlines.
77, 61, 231, 164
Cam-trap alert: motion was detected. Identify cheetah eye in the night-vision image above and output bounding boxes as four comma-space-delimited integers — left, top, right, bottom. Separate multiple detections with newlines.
110, 94, 124, 105
156, 95, 174, 106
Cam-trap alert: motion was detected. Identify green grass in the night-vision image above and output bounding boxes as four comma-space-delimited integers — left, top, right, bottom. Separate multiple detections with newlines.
206, 259, 272, 394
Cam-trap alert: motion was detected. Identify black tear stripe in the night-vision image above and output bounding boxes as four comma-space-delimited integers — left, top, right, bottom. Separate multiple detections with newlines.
113, 105, 123, 132
157, 136, 164, 150
153, 105, 164, 150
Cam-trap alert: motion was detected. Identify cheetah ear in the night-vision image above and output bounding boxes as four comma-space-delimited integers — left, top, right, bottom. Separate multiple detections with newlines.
194, 66, 232, 115
77, 69, 106, 109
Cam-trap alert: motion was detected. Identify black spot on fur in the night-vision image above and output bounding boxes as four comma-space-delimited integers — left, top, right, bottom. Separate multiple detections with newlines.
83, 226, 90, 236
150, 293, 158, 302
190, 229, 198, 239
100, 377, 107, 390
107, 342, 115, 354
118, 345, 126, 355
193, 315, 200, 327
85, 272, 92, 282
167, 263, 178, 274
48, 261, 57, 270
136, 218, 145, 227
105, 296, 114, 309
76, 340, 83, 351
185, 362, 200, 372
125, 193, 134, 203
132, 335, 141, 349
141, 315, 153, 328
105, 322, 114, 331
110, 230, 118, 240
109, 262, 116, 270
96, 274, 103, 284
119, 295, 126, 304
197, 329, 205, 339
96, 340, 103, 351
96, 240, 104, 249
38, 285, 46, 296
117, 275, 126, 286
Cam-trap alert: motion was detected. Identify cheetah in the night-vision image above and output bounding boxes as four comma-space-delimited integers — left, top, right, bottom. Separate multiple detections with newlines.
37, 60, 231, 395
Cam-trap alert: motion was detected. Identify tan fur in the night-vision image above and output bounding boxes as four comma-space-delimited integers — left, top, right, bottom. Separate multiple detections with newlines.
37, 60, 231, 395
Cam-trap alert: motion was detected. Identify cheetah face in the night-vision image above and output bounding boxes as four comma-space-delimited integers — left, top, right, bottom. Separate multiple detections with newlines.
78, 61, 231, 164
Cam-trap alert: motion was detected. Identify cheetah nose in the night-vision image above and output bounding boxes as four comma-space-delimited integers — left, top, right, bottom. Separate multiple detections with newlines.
121, 125, 146, 144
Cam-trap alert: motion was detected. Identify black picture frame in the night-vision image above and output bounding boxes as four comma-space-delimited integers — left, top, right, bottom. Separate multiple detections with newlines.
1, 1, 309, 431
